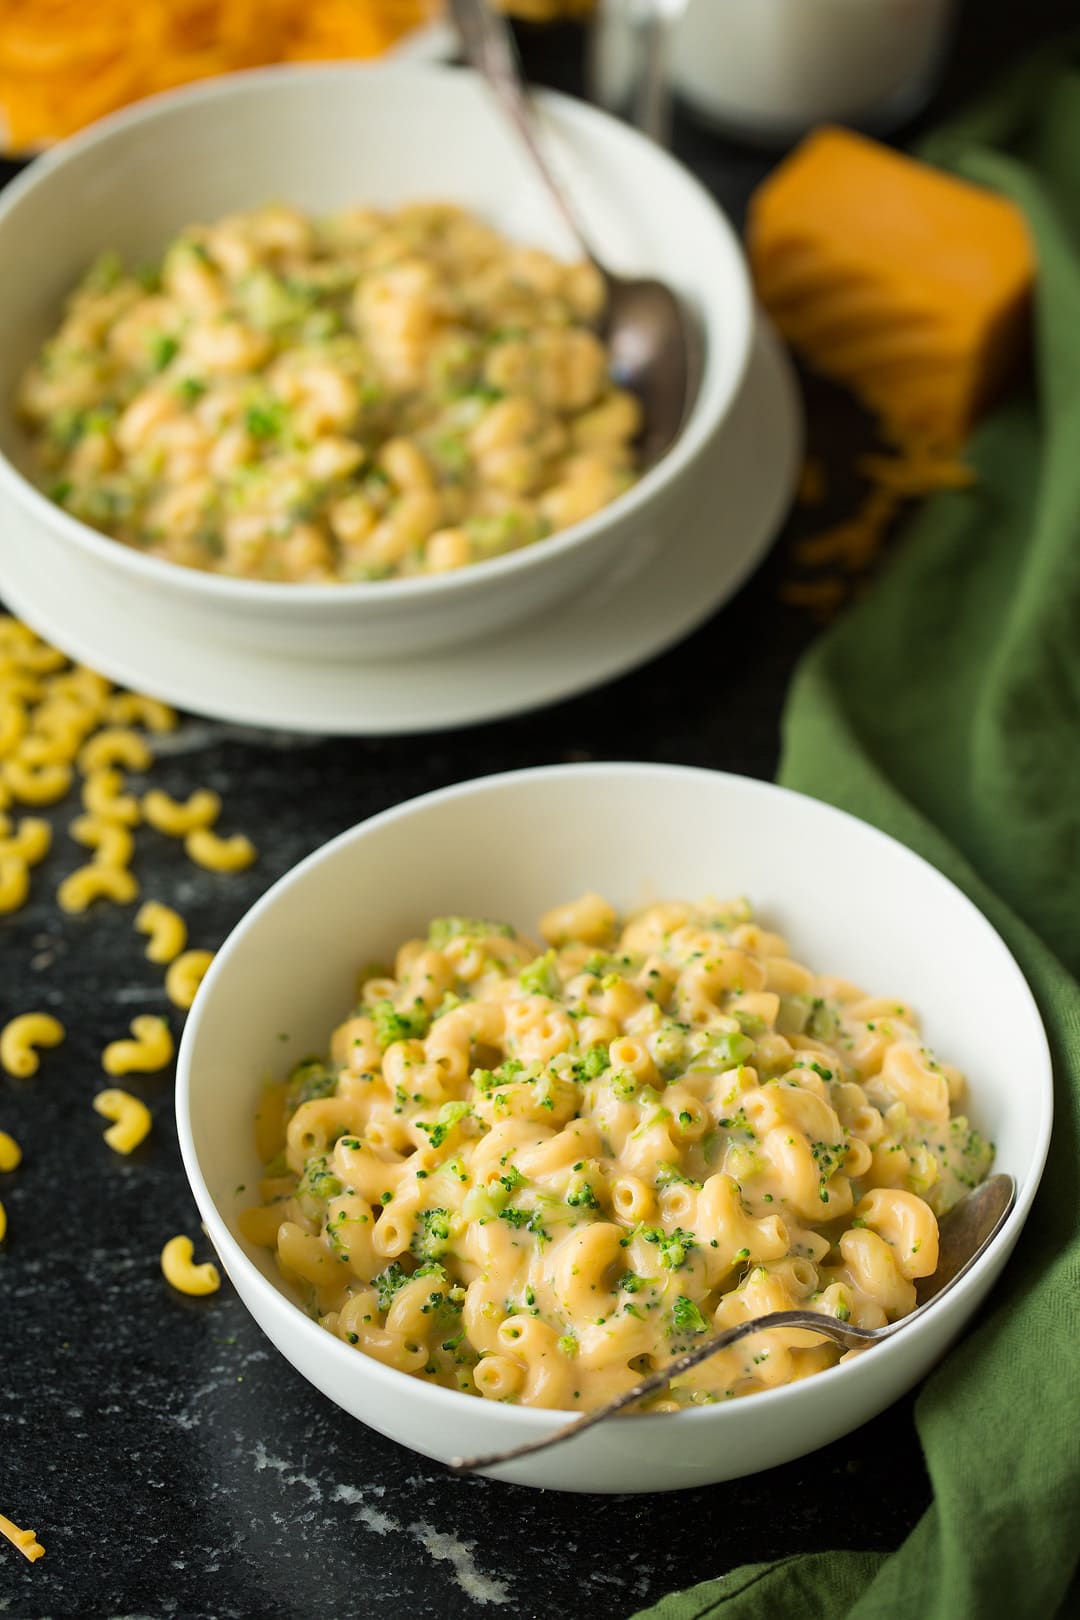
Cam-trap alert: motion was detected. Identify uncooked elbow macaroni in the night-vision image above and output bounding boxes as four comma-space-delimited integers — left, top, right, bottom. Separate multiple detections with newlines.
242, 900, 994, 1412
135, 900, 187, 963
0, 1013, 64, 1078
142, 788, 220, 836
184, 827, 256, 872
101, 1015, 173, 1076
165, 949, 214, 1009
69, 813, 134, 868
161, 1234, 220, 1296
57, 863, 138, 913
19, 204, 639, 583
93, 1088, 153, 1154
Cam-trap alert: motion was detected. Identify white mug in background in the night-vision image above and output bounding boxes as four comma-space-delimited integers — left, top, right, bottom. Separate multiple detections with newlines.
670, 0, 960, 144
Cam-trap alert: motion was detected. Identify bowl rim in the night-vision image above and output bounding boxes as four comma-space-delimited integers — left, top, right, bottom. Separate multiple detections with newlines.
176, 761, 1053, 1432
0, 61, 753, 605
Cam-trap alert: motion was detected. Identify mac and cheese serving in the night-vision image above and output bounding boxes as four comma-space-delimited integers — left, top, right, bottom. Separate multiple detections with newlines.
19, 204, 640, 583
242, 899, 993, 1412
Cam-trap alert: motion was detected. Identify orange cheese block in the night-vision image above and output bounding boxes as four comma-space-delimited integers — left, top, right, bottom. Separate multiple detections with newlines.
747, 126, 1034, 448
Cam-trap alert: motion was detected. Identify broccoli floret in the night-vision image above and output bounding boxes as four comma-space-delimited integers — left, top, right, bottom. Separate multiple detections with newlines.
428, 916, 516, 948
297, 1155, 342, 1205
372, 998, 430, 1050
670, 1295, 708, 1336
285, 1058, 336, 1109
582, 1045, 610, 1079
412, 1207, 454, 1261
417, 1100, 471, 1150
519, 949, 560, 998
640, 1226, 697, 1270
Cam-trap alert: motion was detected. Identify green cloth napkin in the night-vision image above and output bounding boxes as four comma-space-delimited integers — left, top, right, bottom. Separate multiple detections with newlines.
631, 38, 1080, 1620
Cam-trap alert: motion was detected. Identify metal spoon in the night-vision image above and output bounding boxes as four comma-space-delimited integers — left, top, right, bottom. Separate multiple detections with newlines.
450, 1172, 1015, 1474
449, 0, 701, 468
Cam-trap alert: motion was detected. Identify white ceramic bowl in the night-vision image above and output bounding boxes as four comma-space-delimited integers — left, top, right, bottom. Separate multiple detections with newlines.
0, 65, 752, 663
176, 763, 1051, 1492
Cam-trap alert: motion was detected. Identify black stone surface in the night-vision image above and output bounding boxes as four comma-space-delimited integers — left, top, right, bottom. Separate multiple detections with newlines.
0, 7, 1072, 1616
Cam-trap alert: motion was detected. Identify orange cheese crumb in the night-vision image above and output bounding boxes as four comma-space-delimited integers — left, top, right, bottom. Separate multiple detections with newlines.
0, 1510, 44, 1562
796, 456, 828, 507
794, 487, 900, 573
748, 127, 1034, 449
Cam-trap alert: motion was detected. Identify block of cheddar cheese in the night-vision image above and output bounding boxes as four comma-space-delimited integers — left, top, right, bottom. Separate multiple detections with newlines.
747, 127, 1034, 449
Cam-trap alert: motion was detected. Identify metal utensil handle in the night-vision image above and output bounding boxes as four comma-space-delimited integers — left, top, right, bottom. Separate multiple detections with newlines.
449, 1308, 875, 1473
448, 0, 593, 262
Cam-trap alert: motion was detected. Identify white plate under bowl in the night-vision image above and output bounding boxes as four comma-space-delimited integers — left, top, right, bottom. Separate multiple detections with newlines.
0, 318, 799, 735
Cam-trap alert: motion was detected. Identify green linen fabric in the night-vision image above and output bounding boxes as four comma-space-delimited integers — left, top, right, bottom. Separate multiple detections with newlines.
630, 38, 1080, 1620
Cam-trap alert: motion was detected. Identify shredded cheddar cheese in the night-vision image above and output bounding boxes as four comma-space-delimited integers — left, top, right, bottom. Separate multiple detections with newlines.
0, 0, 439, 151
0, 1510, 44, 1563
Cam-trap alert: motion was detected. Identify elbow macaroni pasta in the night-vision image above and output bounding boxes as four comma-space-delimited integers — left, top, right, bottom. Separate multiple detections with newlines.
93, 1088, 153, 1153
78, 726, 153, 774
184, 827, 257, 872
81, 767, 141, 825
101, 1015, 174, 1076
0, 1131, 22, 1171
165, 949, 215, 1009
0, 1013, 65, 1078
161, 1234, 220, 1296
57, 863, 138, 913
142, 788, 220, 836
0, 855, 29, 914
243, 900, 994, 1412
69, 813, 134, 868
18, 204, 638, 584
0, 817, 51, 866
135, 900, 187, 964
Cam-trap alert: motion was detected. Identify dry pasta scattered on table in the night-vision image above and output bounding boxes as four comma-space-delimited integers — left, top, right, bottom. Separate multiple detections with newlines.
0, 610, 253, 1264
241, 898, 993, 1410
17, 203, 640, 583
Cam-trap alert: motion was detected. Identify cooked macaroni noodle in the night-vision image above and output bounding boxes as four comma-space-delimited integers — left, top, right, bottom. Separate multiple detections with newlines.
93, 1088, 153, 1154
18, 204, 639, 582
242, 900, 994, 1412
0, 1013, 64, 1078
0, 1130, 21, 1171
101, 1015, 174, 1076
161, 1234, 220, 1296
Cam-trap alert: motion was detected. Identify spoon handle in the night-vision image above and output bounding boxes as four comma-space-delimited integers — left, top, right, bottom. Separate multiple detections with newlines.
449, 1308, 873, 1474
448, 0, 594, 262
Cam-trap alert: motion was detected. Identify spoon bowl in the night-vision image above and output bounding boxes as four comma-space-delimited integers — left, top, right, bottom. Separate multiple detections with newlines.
451, 1173, 1017, 1474
450, 0, 701, 467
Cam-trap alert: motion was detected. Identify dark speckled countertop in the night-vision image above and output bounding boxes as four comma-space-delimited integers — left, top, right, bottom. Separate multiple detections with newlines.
0, 7, 1072, 1616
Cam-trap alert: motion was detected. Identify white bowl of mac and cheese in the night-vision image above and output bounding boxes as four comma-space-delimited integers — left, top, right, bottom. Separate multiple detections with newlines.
0, 65, 751, 662
176, 763, 1051, 1491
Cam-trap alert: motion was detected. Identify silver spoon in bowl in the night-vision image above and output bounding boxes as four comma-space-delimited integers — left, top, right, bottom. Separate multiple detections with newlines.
448, 0, 701, 469
450, 1171, 1015, 1474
